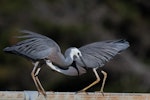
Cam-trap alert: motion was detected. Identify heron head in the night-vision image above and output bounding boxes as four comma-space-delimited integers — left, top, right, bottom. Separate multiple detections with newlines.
65, 47, 82, 60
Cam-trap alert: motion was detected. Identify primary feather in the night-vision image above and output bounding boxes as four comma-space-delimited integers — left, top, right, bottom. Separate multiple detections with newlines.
76, 39, 129, 68
3, 30, 61, 61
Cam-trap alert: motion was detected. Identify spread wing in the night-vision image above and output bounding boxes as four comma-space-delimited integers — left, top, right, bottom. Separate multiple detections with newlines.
3, 30, 61, 61
77, 39, 129, 68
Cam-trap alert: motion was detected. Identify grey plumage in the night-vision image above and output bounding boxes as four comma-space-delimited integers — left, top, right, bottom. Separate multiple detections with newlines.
4, 30, 129, 68
77, 39, 129, 68
3, 30, 130, 96
4, 30, 61, 61
45, 39, 129, 76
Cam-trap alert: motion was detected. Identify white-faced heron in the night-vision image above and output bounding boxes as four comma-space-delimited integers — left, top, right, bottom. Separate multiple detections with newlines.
3, 30, 129, 97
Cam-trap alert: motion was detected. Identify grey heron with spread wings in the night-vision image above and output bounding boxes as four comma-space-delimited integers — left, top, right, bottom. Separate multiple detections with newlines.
3, 30, 129, 97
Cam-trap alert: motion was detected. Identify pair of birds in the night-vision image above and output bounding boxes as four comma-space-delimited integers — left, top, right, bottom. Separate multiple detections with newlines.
3, 30, 129, 97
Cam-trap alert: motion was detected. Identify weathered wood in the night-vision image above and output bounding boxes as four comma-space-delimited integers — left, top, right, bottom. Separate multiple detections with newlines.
0, 91, 150, 100
0, 91, 24, 100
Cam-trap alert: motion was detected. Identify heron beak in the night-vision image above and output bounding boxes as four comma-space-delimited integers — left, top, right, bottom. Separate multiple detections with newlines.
79, 55, 88, 67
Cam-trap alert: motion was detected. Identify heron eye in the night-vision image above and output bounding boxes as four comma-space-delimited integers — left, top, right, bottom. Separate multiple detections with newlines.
77, 52, 80, 55
77, 52, 82, 56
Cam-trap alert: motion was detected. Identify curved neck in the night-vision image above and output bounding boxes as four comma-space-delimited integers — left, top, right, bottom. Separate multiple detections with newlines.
65, 55, 74, 65
50, 48, 78, 68
50, 52, 73, 68
46, 60, 78, 76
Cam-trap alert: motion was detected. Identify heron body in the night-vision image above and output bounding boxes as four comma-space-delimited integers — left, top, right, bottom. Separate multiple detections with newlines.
3, 30, 129, 97
46, 39, 129, 76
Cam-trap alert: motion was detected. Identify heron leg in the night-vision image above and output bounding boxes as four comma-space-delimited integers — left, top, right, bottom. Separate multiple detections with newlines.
31, 62, 41, 93
80, 68, 100, 92
35, 67, 46, 97
100, 70, 107, 96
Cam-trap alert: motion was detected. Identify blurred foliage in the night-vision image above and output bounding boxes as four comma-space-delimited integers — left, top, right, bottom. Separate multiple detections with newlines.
0, 0, 150, 93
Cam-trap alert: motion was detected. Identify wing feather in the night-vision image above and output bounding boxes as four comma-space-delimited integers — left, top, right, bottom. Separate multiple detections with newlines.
3, 30, 61, 61
78, 39, 129, 68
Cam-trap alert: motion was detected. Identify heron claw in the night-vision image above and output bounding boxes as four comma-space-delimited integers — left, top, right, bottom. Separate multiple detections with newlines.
42, 92, 47, 98
95, 90, 104, 96
37, 90, 47, 98
37, 92, 40, 96
100, 90, 104, 96
76, 90, 88, 95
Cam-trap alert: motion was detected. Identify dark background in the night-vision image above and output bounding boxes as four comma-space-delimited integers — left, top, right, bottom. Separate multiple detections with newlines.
0, 0, 150, 93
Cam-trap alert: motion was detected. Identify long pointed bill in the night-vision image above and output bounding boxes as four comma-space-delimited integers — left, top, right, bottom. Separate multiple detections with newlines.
79, 55, 88, 68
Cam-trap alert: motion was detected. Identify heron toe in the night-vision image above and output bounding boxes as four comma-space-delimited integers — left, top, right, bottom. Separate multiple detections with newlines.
95, 90, 104, 96
76, 90, 88, 95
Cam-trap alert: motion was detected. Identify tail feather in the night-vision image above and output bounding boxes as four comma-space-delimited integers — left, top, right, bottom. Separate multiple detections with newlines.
114, 39, 130, 52
3, 47, 17, 54
3, 46, 33, 60
3, 47, 11, 52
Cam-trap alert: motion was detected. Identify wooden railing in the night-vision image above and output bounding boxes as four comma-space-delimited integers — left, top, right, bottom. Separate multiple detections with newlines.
0, 91, 150, 100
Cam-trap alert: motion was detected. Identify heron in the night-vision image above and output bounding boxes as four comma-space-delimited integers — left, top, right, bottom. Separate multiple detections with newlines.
3, 30, 129, 97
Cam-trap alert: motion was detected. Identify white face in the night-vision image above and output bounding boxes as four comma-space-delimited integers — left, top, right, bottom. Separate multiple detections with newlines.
70, 48, 82, 60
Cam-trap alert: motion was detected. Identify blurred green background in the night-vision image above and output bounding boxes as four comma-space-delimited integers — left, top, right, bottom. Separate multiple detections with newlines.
0, 0, 150, 93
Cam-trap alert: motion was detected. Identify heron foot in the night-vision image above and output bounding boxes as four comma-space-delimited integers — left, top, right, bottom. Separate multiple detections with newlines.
38, 90, 47, 98
35, 91, 47, 100
42, 91, 47, 98
76, 90, 88, 95
95, 90, 104, 96
48, 90, 55, 94
100, 90, 104, 96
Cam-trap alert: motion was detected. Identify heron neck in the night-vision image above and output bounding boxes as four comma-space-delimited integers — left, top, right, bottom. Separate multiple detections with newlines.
64, 55, 73, 66
46, 60, 78, 76
52, 52, 73, 68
